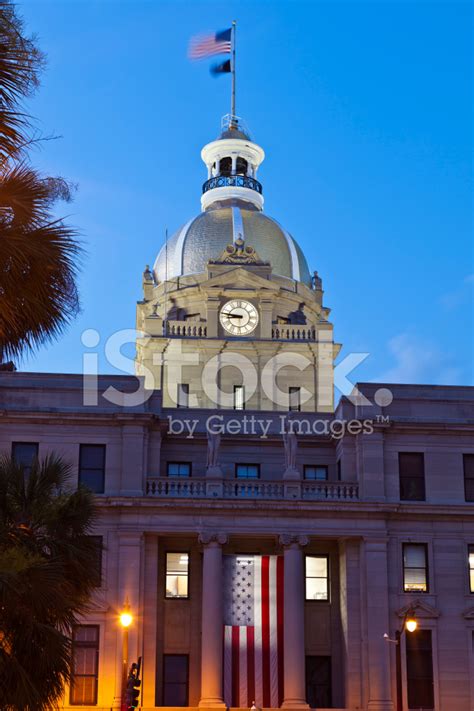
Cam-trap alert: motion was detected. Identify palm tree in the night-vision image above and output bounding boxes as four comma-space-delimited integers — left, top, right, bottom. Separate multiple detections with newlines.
0, 1, 82, 364
0, 454, 99, 710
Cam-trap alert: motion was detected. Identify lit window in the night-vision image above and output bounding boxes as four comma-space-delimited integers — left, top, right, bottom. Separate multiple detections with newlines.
167, 462, 191, 477
403, 543, 428, 593
234, 385, 245, 410
469, 545, 474, 593
166, 552, 189, 598
177, 384, 189, 408
289, 387, 301, 412
304, 465, 328, 481
305, 556, 329, 600
79, 445, 106, 494
70, 625, 99, 705
236, 464, 260, 479
12, 442, 38, 478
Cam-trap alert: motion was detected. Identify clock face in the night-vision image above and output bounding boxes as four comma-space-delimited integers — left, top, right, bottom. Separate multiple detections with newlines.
220, 299, 259, 336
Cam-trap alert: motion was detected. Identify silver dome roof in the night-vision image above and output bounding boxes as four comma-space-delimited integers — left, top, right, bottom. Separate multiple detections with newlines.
154, 206, 311, 286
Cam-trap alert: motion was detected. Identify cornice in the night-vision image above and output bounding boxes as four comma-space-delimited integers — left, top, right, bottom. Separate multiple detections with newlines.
95, 496, 474, 520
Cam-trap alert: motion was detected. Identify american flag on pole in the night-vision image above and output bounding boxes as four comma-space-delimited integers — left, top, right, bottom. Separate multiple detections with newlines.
223, 555, 284, 708
188, 28, 232, 60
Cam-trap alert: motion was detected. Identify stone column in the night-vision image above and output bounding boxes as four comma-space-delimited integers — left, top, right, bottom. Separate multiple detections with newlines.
279, 534, 310, 709
198, 532, 228, 710
364, 538, 394, 711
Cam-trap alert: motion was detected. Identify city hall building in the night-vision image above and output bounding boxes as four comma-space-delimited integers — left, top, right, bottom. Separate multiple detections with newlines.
1, 116, 474, 711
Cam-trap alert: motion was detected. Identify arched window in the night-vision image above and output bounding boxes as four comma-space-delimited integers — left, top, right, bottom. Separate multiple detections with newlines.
236, 157, 248, 175
220, 157, 232, 176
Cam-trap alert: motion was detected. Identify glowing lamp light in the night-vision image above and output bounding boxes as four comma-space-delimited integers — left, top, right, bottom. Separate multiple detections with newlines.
120, 611, 133, 628
405, 618, 417, 633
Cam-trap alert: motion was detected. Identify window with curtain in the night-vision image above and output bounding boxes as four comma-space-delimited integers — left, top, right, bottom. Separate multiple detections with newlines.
165, 552, 189, 598
305, 556, 329, 600
70, 626, 99, 705
403, 543, 428, 593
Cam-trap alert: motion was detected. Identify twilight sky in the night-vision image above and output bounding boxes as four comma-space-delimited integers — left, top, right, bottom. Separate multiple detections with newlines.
18, 0, 473, 394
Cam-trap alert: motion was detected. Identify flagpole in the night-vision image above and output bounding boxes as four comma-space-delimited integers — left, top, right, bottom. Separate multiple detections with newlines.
231, 20, 236, 120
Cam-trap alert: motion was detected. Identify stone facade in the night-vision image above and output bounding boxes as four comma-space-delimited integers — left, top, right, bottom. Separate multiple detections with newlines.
1, 374, 473, 711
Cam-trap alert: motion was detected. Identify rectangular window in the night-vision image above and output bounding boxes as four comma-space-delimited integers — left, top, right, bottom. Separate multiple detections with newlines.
12, 442, 38, 477
235, 463, 260, 479
406, 629, 434, 710
305, 656, 331, 708
163, 655, 189, 706
337, 459, 342, 480
88, 536, 103, 588
70, 625, 99, 706
165, 552, 189, 598
304, 465, 328, 481
79, 445, 106, 494
289, 386, 301, 412
177, 383, 189, 408
305, 555, 329, 601
399, 452, 425, 501
234, 385, 245, 410
403, 543, 428, 593
464, 454, 474, 502
469, 545, 474, 593
167, 462, 191, 477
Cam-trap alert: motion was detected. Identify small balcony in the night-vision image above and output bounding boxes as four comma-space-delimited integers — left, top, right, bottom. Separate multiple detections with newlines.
165, 320, 207, 337
145, 477, 359, 502
272, 325, 316, 341
202, 174, 263, 195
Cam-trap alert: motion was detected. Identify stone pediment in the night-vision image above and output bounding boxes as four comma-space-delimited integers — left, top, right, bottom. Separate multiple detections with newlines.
396, 599, 440, 619
202, 266, 280, 292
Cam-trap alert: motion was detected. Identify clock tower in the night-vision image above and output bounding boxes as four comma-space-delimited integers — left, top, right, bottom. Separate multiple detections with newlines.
135, 115, 341, 412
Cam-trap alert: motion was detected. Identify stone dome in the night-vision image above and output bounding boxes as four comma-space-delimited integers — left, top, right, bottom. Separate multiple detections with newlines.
153, 205, 311, 286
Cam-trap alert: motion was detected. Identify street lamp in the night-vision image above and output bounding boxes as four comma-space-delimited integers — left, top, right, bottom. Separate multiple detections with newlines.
120, 599, 133, 709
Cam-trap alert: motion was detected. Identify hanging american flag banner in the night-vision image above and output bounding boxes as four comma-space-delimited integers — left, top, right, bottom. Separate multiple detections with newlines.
223, 555, 284, 708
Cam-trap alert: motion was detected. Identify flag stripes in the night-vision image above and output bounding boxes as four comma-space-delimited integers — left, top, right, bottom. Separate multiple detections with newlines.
188, 30, 232, 60
224, 555, 284, 708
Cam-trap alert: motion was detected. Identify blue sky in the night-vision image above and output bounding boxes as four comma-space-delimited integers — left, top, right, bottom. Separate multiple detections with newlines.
18, 0, 473, 391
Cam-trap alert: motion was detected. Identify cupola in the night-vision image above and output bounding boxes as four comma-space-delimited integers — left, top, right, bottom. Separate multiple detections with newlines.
200, 114, 265, 211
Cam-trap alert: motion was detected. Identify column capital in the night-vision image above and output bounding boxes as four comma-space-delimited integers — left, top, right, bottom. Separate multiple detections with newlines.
198, 531, 228, 546
279, 533, 309, 548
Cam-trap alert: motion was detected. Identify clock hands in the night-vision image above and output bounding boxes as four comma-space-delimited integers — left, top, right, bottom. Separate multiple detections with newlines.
221, 312, 244, 319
